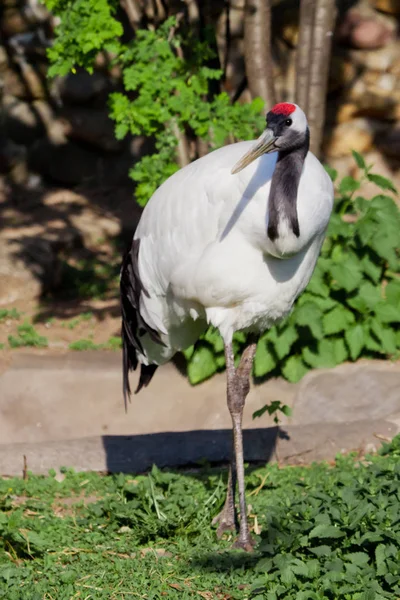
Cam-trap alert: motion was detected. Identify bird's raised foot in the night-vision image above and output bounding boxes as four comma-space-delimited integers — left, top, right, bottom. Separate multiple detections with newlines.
232, 534, 256, 553
212, 507, 236, 539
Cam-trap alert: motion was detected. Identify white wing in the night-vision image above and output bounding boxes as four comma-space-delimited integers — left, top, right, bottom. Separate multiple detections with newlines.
133, 142, 333, 359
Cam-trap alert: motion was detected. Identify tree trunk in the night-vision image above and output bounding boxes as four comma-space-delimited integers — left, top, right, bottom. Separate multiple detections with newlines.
243, 0, 275, 108
295, 0, 315, 113
307, 0, 336, 155
119, 0, 142, 31
171, 119, 190, 168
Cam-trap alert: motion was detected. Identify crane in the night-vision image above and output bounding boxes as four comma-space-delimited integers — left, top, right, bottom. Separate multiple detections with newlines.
120, 102, 334, 551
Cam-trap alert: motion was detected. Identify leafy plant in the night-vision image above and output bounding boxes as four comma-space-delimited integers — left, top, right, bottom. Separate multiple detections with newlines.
45, 0, 122, 77
69, 335, 122, 350
8, 323, 48, 348
69, 338, 99, 351
62, 312, 93, 329
186, 153, 400, 384
253, 400, 292, 425
1, 437, 400, 598
44, 4, 399, 386
0, 309, 21, 322
45, 6, 265, 207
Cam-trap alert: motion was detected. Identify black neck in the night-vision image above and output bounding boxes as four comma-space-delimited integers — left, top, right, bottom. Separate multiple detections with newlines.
267, 129, 309, 241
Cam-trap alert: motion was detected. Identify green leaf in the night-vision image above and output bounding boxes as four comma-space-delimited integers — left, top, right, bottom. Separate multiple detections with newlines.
310, 545, 332, 557
294, 302, 323, 339
339, 176, 360, 195
375, 544, 387, 576
324, 165, 338, 182
252, 401, 292, 420
274, 325, 298, 359
303, 339, 337, 369
281, 355, 308, 383
330, 262, 362, 292
374, 302, 399, 324
370, 321, 397, 354
307, 272, 330, 298
361, 254, 382, 284
359, 282, 382, 310
309, 524, 345, 539
332, 338, 348, 364
385, 280, 400, 306
347, 295, 370, 314
203, 328, 224, 353
305, 294, 336, 312
367, 173, 397, 194
254, 338, 277, 378
344, 552, 370, 566
322, 306, 355, 335
187, 344, 217, 384
345, 325, 365, 360
352, 150, 366, 171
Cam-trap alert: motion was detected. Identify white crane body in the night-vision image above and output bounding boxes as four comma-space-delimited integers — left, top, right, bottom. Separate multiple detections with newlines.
133, 142, 333, 364
120, 103, 334, 550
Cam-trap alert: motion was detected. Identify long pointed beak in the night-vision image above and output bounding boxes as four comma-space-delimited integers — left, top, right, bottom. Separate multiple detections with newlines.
231, 128, 277, 175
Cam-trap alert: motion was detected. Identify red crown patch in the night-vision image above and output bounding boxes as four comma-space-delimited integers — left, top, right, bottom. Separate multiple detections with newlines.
270, 103, 296, 116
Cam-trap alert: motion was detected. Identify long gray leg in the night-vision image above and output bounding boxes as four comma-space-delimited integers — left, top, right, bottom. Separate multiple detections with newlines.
225, 340, 257, 551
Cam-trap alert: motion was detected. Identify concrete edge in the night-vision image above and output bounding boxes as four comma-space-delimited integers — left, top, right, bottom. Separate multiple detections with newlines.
1, 417, 398, 476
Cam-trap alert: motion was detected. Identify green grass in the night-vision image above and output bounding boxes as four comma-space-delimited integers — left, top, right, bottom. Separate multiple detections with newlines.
69, 336, 122, 351
1, 437, 400, 599
0, 309, 21, 322
7, 323, 48, 349
62, 312, 94, 330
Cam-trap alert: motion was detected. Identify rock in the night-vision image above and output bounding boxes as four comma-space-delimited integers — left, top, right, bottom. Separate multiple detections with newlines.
337, 11, 392, 49
374, 0, 400, 15
0, 46, 8, 69
53, 71, 111, 106
0, 9, 33, 37
335, 103, 359, 124
0, 135, 26, 174
350, 43, 400, 71
323, 118, 376, 158
2, 95, 46, 144
358, 87, 399, 120
28, 139, 102, 186
59, 107, 122, 152
343, 71, 400, 120
375, 125, 400, 158
2, 67, 30, 99
328, 55, 356, 92
281, 22, 299, 47
292, 361, 400, 425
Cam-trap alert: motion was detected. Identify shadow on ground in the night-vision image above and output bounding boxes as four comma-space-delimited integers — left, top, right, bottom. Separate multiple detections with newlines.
102, 426, 287, 473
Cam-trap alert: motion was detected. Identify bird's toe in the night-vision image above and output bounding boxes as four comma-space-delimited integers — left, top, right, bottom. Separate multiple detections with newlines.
232, 535, 256, 552
212, 508, 236, 538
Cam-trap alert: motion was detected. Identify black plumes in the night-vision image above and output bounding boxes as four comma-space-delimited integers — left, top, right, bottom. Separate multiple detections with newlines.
120, 239, 162, 408
267, 128, 310, 242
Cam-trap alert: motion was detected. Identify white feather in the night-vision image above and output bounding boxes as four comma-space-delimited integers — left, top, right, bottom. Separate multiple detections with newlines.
134, 138, 333, 363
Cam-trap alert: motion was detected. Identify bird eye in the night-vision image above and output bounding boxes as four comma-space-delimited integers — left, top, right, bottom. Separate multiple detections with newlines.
285, 119, 292, 126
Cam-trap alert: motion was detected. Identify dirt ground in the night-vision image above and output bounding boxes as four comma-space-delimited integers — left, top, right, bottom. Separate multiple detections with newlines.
0, 175, 140, 353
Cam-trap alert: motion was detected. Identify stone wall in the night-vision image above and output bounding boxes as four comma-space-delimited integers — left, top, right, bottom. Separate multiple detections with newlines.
0, 0, 399, 304
215, 0, 400, 189
1, 0, 400, 189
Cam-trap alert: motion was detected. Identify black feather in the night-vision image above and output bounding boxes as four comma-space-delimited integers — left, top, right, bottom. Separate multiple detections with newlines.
267, 128, 309, 242
120, 239, 164, 409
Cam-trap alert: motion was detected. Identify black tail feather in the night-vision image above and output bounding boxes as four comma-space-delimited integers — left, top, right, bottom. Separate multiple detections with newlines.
120, 239, 160, 407
135, 364, 158, 394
